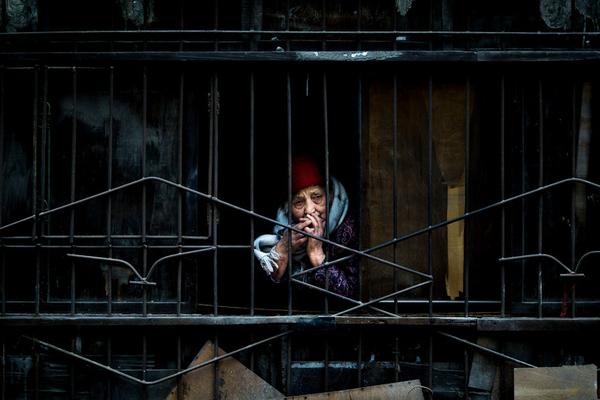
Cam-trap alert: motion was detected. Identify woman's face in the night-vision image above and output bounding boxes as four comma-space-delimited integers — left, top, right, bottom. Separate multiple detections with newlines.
291, 185, 327, 222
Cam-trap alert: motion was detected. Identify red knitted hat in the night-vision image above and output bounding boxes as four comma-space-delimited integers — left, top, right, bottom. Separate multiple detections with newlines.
292, 156, 323, 194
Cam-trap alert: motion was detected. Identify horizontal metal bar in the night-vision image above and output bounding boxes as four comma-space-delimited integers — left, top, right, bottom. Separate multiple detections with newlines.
2, 29, 600, 39
2, 51, 600, 64
5, 316, 600, 330
437, 332, 536, 368
24, 330, 291, 386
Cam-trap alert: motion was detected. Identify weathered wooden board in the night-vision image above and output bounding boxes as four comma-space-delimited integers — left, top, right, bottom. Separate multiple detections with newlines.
468, 337, 499, 392
363, 78, 471, 300
514, 364, 597, 400
165, 340, 284, 400
286, 379, 425, 400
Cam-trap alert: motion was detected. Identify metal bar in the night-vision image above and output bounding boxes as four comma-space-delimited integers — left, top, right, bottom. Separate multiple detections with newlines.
250, 72, 255, 316
25, 333, 291, 386
212, 72, 219, 316
5, 51, 600, 64
108, 66, 114, 315
0, 66, 4, 316
500, 75, 506, 317
393, 74, 398, 315
499, 253, 574, 274
538, 80, 544, 318
292, 279, 399, 317
357, 74, 363, 302
33, 67, 40, 316
465, 75, 471, 317
70, 66, 77, 315
287, 72, 292, 315
427, 74, 433, 317
323, 71, 330, 315
333, 280, 432, 316
177, 70, 184, 315
4, 29, 600, 39
437, 332, 536, 368
393, 72, 399, 381
520, 85, 526, 305
142, 66, 148, 316
571, 82, 577, 318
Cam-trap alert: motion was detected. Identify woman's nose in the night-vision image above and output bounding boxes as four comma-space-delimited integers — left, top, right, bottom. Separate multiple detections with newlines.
305, 200, 315, 214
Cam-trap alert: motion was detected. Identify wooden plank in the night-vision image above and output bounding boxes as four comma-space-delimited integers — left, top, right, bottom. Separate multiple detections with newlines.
286, 380, 425, 400
165, 340, 284, 400
514, 364, 597, 400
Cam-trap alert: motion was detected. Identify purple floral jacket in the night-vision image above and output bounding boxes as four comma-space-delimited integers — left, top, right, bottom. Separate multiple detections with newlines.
305, 213, 358, 298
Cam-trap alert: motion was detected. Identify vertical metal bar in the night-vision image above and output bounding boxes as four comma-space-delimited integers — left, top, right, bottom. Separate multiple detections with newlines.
107, 67, 114, 315
41, 67, 49, 308
212, 73, 219, 316
142, 334, 147, 400
107, 336, 112, 400
427, 75, 433, 317
537, 80, 544, 319
213, 0, 219, 50
357, 74, 363, 302
176, 334, 182, 398
357, 331, 362, 387
286, 72, 292, 315
177, 70, 184, 315
500, 75, 506, 317
520, 86, 526, 305
321, 0, 327, 50
250, 72, 256, 316
1, 336, 5, 400
33, 68, 40, 316
428, 334, 433, 399
357, 0, 362, 49
427, 74, 434, 399
464, 75, 471, 317
571, 81, 577, 318
285, 0, 290, 50
142, 67, 148, 316
70, 67, 77, 315
0, 66, 4, 317
34, 340, 39, 400
392, 74, 399, 382
392, 74, 398, 315
323, 72, 330, 314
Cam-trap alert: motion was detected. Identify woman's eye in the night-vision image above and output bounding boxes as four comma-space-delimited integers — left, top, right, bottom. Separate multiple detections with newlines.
312, 194, 323, 203
293, 201, 304, 209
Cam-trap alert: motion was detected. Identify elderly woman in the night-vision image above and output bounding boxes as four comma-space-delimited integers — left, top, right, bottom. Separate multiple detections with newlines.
253, 156, 358, 298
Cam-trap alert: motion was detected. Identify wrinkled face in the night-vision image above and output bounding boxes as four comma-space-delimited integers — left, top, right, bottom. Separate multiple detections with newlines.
291, 185, 327, 222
